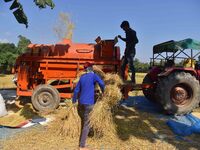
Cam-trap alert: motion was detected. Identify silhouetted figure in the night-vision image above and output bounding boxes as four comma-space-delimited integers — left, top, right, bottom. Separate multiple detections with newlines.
118, 21, 139, 83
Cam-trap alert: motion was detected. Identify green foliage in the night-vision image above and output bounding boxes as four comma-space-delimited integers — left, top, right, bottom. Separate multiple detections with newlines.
0, 35, 31, 73
134, 58, 150, 73
4, 0, 55, 27
34, 0, 55, 9
0, 43, 18, 73
17, 35, 31, 54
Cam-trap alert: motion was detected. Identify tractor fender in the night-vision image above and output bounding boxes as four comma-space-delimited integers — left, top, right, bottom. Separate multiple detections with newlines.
147, 66, 162, 82
158, 67, 197, 77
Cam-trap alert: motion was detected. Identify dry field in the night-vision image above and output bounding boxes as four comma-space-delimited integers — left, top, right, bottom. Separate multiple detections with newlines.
0, 74, 16, 89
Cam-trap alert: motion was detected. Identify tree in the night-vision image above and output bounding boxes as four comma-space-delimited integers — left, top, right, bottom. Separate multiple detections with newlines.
17, 35, 31, 54
133, 58, 150, 73
0, 35, 31, 73
53, 12, 75, 40
4, 0, 55, 27
0, 43, 18, 73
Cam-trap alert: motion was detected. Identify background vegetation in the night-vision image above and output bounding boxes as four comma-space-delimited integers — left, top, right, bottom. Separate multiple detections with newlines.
0, 35, 31, 73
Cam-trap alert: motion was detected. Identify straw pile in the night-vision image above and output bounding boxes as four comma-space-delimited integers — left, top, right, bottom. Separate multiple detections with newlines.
59, 104, 81, 138
0, 103, 38, 127
89, 67, 123, 137
104, 73, 123, 86
48, 103, 81, 138
92, 65, 106, 79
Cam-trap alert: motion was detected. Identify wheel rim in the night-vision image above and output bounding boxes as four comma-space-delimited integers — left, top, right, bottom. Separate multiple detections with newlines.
37, 92, 54, 107
170, 83, 192, 106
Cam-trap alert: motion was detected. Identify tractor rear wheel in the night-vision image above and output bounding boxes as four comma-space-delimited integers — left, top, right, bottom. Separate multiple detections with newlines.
156, 72, 200, 115
31, 84, 60, 112
142, 74, 157, 102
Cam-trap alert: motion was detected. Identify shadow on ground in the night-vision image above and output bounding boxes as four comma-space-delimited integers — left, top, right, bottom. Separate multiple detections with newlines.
113, 96, 200, 150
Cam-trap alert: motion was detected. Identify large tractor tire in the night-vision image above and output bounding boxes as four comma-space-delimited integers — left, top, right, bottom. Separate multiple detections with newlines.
142, 74, 157, 102
156, 72, 200, 115
31, 84, 60, 112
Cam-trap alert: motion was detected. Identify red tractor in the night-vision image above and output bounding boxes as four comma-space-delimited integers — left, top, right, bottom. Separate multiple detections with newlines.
143, 38, 200, 115
13, 37, 121, 111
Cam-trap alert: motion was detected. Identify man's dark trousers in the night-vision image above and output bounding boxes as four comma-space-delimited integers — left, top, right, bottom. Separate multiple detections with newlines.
121, 53, 136, 83
78, 104, 94, 148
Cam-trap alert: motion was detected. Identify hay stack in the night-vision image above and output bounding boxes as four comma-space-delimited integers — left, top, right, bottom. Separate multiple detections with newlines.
59, 104, 81, 138
48, 103, 81, 138
89, 101, 116, 137
89, 67, 123, 137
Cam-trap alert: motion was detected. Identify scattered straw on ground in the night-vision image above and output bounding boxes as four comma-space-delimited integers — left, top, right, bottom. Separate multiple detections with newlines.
1, 105, 200, 150
0, 103, 39, 126
192, 112, 200, 119
1, 72, 200, 149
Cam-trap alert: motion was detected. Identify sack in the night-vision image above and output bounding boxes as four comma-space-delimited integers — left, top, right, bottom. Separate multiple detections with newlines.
0, 94, 7, 117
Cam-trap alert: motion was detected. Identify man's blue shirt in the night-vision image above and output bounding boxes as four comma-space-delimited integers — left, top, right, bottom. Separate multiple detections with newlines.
72, 72, 105, 105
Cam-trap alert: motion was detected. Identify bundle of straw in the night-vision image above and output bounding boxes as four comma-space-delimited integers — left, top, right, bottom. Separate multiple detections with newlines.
89, 66, 123, 137
103, 85, 122, 107
93, 65, 106, 79
89, 101, 116, 137
59, 104, 81, 138
104, 73, 123, 86
49, 103, 81, 138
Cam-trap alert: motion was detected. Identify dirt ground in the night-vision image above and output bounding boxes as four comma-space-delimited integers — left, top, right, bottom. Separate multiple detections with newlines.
0, 90, 200, 150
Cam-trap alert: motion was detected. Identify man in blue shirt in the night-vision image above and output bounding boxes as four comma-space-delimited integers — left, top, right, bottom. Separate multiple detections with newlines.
73, 62, 105, 150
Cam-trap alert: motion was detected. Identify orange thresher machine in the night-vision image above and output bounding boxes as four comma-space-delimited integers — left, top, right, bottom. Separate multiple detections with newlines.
14, 37, 123, 111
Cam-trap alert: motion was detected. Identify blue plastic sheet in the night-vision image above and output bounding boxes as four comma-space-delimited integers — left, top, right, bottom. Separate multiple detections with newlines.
167, 114, 200, 136
120, 96, 163, 113
121, 96, 200, 136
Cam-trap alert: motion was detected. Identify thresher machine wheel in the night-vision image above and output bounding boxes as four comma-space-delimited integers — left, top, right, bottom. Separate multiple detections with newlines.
31, 84, 60, 111
156, 72, 200, 115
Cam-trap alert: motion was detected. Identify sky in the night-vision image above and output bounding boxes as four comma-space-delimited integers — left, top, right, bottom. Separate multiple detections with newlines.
0, 0, 200, 62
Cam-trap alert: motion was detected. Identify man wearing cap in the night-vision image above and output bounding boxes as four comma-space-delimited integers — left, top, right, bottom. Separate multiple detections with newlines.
73, 62, 105, 150
118, 20, 139, 83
